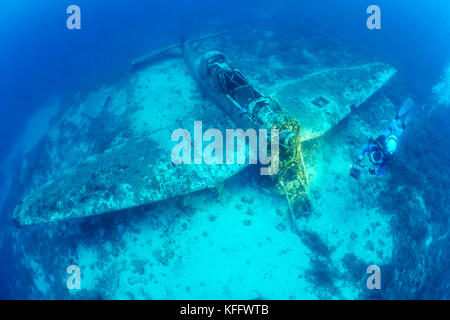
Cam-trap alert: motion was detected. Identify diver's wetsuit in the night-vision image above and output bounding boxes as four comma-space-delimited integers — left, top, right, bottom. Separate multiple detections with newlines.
353, 98, 416, 178
359, 138, 391, 175
359, 119, 404, 175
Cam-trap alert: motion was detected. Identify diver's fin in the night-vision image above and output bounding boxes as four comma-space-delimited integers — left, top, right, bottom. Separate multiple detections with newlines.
397, 98, 414, 118
397, 98, 417, 127
403, 105, 418, 126
269, 63, 397, 141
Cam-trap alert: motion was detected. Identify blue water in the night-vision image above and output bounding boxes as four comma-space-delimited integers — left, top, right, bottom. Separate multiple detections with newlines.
0, 0, 449, 299
2, 0, 450, 164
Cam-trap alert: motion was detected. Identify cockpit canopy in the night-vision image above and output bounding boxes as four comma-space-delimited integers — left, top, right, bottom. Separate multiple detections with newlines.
201, 51, 263, 111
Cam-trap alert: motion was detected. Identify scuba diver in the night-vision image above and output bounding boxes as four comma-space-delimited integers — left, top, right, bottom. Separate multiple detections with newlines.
350, 98, 417, 179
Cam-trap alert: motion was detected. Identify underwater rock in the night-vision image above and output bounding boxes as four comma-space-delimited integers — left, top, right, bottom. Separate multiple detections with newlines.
432, 63, 450, 107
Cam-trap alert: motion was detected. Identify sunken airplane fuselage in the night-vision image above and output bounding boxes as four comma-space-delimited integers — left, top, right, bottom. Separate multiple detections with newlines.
181, 41, 274, 130
13, 38, 396, 226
